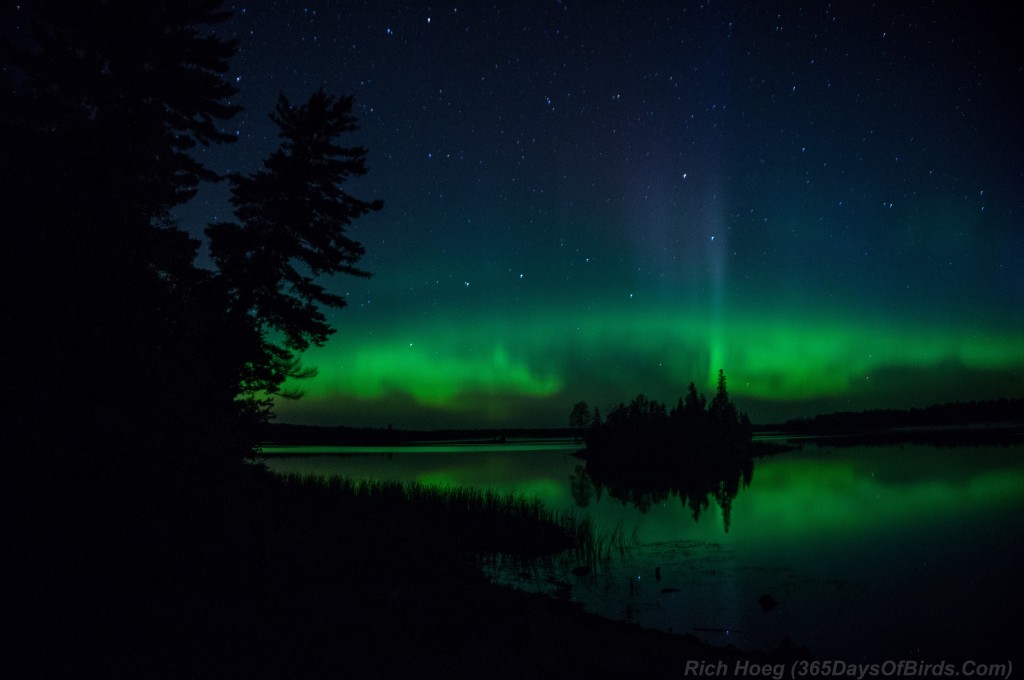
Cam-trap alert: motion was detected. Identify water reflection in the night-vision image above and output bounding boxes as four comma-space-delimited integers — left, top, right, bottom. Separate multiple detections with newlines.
263, 441, 1024, 660
569, 449, 754, 532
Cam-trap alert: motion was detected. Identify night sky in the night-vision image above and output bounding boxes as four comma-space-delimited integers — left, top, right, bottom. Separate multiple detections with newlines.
175, 1, 1022, 428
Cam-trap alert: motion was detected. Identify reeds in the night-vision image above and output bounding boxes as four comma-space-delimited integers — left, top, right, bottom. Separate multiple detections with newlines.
265, 472, 638, 570
555, 511, 639, 570
269, 472, 577, 557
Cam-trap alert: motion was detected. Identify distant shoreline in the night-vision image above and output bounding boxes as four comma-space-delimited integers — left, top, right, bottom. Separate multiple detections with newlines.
763, 422, 1024, 448
261, 423, 580, 446
263, 421, 1023, 449
267, 398, 1024, 446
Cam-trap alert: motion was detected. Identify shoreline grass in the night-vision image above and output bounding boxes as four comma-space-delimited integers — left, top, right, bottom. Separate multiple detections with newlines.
267, 470, 640, 578
270, 471, 578, 558
9, 458, 810, 678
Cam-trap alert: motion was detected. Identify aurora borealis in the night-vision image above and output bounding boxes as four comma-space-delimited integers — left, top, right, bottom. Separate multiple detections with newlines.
178, 1, 1022, 428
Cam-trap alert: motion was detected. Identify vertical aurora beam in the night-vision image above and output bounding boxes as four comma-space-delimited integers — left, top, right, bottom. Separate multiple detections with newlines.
703, 19, 730, 390
707, 195, 726, 389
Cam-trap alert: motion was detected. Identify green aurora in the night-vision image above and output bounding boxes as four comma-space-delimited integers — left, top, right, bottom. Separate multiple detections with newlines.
173, 2, 1022, 429
273, 301, 1023, 427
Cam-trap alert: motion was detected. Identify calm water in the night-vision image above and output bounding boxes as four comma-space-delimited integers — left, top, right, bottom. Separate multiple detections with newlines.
263, 439, 1024, 662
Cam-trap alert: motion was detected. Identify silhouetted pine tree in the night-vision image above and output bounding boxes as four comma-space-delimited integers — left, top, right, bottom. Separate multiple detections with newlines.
573, 372, 754, 531
207, 90, 382, 400
3, 3, 380, 472
3, 6, 390, 677
682, 382, 708, 448
578, 371, 750, 462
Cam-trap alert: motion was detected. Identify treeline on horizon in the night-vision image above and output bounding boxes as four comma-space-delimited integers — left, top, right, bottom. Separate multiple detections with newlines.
261, 423, 577, 446
782, 397, 1024, 433
265, 396, 1023, 446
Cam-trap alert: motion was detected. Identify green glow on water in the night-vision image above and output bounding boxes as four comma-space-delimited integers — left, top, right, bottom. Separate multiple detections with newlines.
720, 448, 1024, 547
263, 443, 1024, 548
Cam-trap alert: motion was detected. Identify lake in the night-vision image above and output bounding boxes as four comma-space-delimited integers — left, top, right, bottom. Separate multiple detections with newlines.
262, 438, 1024, 663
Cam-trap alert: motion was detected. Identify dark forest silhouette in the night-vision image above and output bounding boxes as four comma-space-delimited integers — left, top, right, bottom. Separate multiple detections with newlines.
1, 4, 814, 676
571, 371, 755, 531
3, 3, 380, 472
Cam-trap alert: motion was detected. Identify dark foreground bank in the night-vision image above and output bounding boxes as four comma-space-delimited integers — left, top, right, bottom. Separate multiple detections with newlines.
6, 461, 808, 678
